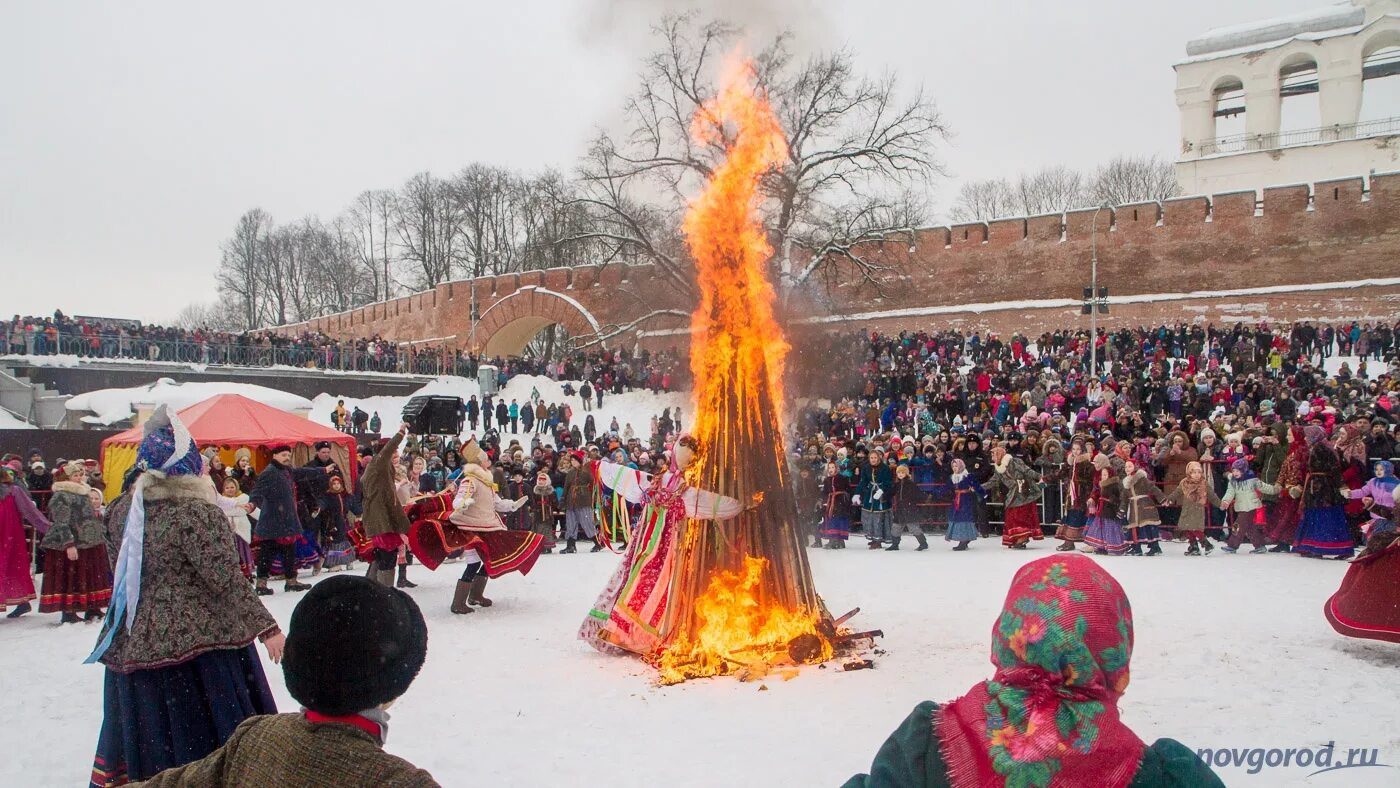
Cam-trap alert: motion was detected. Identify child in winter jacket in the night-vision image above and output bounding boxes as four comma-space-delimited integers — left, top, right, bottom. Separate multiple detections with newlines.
1221, 459, 1280, 553
887, 464, 928, 551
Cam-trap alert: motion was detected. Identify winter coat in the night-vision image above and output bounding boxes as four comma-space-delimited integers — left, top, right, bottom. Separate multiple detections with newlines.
564, 465, 595, 510
360, 432, 412, 538
98, 475, 278, 673
248, 462, 326, 541
1122, 470, 1167, 528
856, 463, 895, 513
1094, 477, 1127, 521
38, 481, 104, 550
947, 474, 985, 522
890, 476, 925, 523
1161, 481, 1222, 532
131, 713, 438, 787
317, 490, 362, 542
1062, 459, 1096, 515
985, 455, 1043, 510
1219, 477, 1279, 513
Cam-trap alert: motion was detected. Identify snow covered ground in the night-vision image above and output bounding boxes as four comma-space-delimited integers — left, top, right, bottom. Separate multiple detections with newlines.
311, 373, 689, 445
65, 378, 314, 425
2, 545, 1395, 787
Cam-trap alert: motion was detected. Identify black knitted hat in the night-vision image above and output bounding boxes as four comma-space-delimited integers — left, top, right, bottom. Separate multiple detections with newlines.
282, 575, 428, 715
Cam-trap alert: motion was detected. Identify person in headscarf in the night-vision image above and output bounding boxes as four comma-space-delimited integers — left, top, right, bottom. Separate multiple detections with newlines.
1083, 454, 1129, 556
843, 554, 1223, 788
820, 460, 853, 549
1161, 461, 1221, 556
944, 458, 984, 551
1292, 438, 1355, 559
1219, 458, 1280, 554
87, 405, 283, 786
0, 462, 50, 619
985, 443, 1045, 550
1053, 439, 1095, 552
1267, 425, 1310, 552
1345, 460, 1397, 528
37, 460, 111, 623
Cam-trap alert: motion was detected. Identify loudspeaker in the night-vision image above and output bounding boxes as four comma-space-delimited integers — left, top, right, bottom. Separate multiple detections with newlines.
402, 395, 464, 436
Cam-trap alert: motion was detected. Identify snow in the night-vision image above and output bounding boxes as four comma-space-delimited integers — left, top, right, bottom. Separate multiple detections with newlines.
0, 353, 436, 380
311, 374, 689, 445
1, 545, 1395, 786
65, 378, 314, 426
1184, 3, 1364, 58
0, 409, 36, 430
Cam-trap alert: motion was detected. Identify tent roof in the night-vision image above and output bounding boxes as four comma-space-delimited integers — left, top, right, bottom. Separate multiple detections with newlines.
102, 393, 356, 450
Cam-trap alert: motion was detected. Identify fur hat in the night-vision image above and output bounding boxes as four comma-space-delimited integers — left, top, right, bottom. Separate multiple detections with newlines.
268, 444, 293, 455
283, 575, 428, 716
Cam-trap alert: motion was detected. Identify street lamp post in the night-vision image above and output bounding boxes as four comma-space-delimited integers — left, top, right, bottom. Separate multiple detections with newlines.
1086, 203, 1112, 381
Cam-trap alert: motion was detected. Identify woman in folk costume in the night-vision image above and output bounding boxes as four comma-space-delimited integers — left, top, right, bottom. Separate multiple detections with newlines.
1345, 460, 1397, 529
1083, 455, 1129, 556
1120, 459, 1166, 557
359, 425, 414, 589
317, 473, 362, 571
38, 461, 112, 622
843, 554, 1223, 788
411, 439, 545, 615
820, 460, 853, 549
1292, 426, 1355, 559
945, 458, 985, 551
1160, 462, 1220, 556
1053, 440, 1095, 552
984, 443, 1045, 549
1265, 424, 1308, 552
1324, 524, 1400, 644
215, 476, 257, 577
856, 448, 896, 549
0, 463, 50, 619
579, 434, 743, 657
87, 405, 284, 787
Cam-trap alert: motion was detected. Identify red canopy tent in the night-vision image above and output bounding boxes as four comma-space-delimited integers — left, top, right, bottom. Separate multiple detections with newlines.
100, 394, 358, 500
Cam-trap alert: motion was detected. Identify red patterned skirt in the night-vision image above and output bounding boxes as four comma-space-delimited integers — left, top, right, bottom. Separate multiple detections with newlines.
408, 518, 544, 578
1001, 503, 1044, 547
39, 545, 112, 614
1324, 540, 1400, 644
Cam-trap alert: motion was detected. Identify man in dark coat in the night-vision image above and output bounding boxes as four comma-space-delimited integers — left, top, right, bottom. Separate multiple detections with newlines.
250, 445, 333, 595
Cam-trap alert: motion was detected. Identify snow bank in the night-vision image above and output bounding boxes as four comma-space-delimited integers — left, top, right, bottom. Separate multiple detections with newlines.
1, 545, 1393, 787
311, 374, 690, 445
65, 378, 314, 426
0, 409, 35, 430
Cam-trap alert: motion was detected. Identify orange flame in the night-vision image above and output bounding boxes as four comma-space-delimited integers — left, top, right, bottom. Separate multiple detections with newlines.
654, 57, 830, 684
684, 57, 790, 421
657, 557, 832, 684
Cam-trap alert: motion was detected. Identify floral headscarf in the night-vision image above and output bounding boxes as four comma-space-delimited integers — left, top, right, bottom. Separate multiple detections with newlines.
937, 555, 1145, 788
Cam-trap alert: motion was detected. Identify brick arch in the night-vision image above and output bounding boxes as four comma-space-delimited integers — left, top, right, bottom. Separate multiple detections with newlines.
472, 286, 602, 356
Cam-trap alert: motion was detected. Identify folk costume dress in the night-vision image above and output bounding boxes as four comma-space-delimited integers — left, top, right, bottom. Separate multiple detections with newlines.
1324, 533, 1400, 644
1054, 457, 1095, 544
87, 406, 279, 787
821, 471, 854, 545
38, 479, 112, 617
842, 555, 1224, 788
317, 484, 362, 570
985, 455, 1045, 548
944, 470, 984, 545
214, 492, 257, 577
404, 463, 545, 578
579, 461, 741, 657
1293, 442, 1355, 559
0, 474, 50, 612
1084, 475, 1130, 556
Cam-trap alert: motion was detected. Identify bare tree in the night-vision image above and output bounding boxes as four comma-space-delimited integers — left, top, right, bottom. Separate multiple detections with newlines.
574, 14, 948, 303
171, 298, 244, 332
215, 208, 271, 329
1013, 165, 1086, 216
1088, 154, 1181, 206
948, 178, 1016, 222
346, 189, 397, 301
394, 172, 462, 289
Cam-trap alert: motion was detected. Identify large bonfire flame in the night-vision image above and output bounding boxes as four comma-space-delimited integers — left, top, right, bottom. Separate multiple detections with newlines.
654, 57, 834, 684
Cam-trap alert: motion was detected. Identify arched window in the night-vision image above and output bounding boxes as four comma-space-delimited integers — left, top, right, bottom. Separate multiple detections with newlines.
1212, 77, 1247, 142
1278, 56, 1321, 137
1359, 38, 1400, 127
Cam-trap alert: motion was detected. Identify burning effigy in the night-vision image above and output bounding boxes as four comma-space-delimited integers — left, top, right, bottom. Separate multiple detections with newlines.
579, 57, 876, 684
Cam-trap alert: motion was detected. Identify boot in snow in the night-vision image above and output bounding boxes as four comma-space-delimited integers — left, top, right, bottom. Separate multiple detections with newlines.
952, 541, 969, 551
1145, 542, 1162, 557
1201, 538, 1215, 554
1249, 546, 1269, 554
60, 611, 82, 624
468, 575, 493, 607
255, 578, 273, 596
1185, 541, 1201, 556
1268, 543, 1291, 553
1126, 543, 1144, 556
396, 565, 418, 589
590, 541, 604, 553
284, 576, 311, 593
914, 534, 929, 551
885, 537, 901, 551
562, 539, 577, 554
450, 581, 474, 615
1056, 541, 1076, 552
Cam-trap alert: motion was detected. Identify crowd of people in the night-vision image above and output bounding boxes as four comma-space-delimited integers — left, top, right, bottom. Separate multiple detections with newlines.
2, 310, 688, 389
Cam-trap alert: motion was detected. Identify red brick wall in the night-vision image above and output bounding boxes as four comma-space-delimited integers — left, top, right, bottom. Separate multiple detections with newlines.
274, 172, 1400, 351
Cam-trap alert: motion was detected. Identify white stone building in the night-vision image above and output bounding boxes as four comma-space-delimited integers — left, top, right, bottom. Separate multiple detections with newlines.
1175, 0, 1400, 195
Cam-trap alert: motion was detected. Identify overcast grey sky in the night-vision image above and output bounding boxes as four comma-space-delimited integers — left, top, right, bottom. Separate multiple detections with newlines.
0, 0, 1323, 322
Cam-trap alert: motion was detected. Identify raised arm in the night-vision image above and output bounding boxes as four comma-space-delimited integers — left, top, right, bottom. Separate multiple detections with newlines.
596, 461, 652, 505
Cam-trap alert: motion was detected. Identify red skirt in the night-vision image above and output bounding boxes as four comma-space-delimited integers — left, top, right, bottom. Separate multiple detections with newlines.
39, 546, 112, 614
1324, 540, 1400, 644
408, 518, 545, 578
1001, 503, 1044, 547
